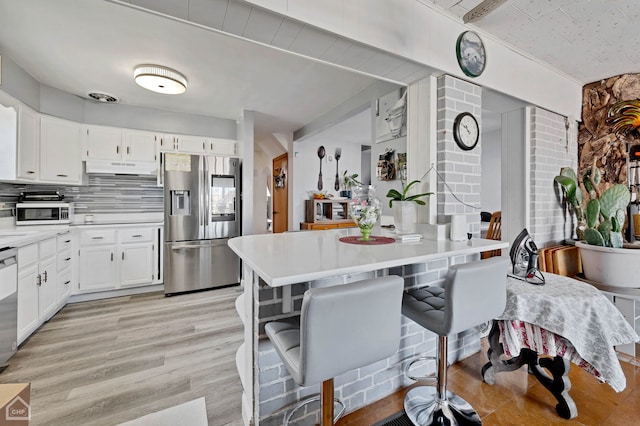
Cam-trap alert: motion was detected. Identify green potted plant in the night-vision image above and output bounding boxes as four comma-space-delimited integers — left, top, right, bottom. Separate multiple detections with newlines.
555, 161, 638, 289
341, 171, 361, 198
555, 160, 630, 247
386, 180, 432, 234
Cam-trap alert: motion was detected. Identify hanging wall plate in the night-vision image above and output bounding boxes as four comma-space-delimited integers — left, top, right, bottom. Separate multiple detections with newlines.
453, 112, 479, 151
456, 31, 486, 77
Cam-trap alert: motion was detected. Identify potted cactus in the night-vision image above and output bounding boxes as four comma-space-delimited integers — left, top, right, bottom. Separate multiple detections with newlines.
556, 161, 639, 288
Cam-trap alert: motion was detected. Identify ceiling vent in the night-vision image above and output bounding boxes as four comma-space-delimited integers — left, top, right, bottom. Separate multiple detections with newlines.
87, 92, 119, 103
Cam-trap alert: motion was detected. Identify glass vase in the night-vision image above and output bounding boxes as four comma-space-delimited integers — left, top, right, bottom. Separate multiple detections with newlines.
350, 185, 381, 241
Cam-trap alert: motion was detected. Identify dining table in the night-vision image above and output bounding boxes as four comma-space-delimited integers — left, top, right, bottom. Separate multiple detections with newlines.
482, 273, 639, 419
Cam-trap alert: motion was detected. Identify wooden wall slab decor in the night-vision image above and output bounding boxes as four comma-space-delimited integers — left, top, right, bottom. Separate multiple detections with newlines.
579, 74, 640, 187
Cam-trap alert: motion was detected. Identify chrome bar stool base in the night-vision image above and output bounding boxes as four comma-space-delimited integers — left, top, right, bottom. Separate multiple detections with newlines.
404, 387, 481, 426
284, 394, 345, 426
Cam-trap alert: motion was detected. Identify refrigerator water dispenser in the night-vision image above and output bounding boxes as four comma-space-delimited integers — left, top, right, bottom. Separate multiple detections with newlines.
171, 190, 191, 216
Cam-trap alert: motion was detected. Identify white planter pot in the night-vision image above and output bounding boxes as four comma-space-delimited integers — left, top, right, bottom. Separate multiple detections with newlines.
575, 240, 640, 288
393, 201, 416, 235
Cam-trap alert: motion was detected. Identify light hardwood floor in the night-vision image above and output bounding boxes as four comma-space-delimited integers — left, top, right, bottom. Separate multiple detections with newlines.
0, 287, 245, 426
3, 287, 638, 426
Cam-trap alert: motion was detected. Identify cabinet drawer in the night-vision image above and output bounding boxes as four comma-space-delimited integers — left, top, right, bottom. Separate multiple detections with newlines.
18, 244, 38, 268
57, 233, 73, 250
58, 267, 72, 287
57, 249, 73, 271
80, 229, 117, 245
39, 237, 57, 258
119, 228, 153, 243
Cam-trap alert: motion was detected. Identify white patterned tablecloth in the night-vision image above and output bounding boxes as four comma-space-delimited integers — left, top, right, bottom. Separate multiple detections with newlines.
498, 273, 639, 392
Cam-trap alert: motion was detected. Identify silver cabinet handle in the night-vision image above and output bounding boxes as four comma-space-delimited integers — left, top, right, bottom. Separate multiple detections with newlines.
43, 270, 48, 283
64, 280, 71, 285
92, 236, 103, 240
111, 252, 114, 261
132, 234, 142, 238
36, 274, 41, 287
65, 257, 71, 261
27, 171, 35, 174
122, 252, 124, 260
57, 174, 68, 177
116, 146, 120, 154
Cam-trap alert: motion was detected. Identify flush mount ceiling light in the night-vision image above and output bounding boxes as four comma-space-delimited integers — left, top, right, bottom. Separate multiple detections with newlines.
463, 0, 508, 23
133, 65, 187, 95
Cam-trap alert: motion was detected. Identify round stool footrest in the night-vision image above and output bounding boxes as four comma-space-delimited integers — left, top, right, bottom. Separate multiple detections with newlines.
404, 355, 437, 382
404, 386, 481, 425
284, 395, 345, 425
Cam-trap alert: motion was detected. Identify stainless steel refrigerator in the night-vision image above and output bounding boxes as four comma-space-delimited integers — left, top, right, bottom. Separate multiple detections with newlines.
163, 154, 241, 295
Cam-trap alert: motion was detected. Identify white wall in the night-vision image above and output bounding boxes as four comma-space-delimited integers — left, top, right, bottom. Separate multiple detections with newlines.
292, 141, 361, 229
253, 148, 272, 234
480, 129, 501, 213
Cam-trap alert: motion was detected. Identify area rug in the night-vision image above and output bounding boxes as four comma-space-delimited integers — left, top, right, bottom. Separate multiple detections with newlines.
117, 397, 208, 426
372, 410, 413, 426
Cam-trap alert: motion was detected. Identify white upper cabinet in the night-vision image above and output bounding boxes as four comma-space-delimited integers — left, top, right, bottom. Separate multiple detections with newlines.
123, 130, 158, 162
85, 125, 122, 160
160, 133, 236, 156
40, 115, 82, 184
17, 104, 40, 180
0, 92, 18, 181
211, 138, 236, 156
86, 125, 157, 163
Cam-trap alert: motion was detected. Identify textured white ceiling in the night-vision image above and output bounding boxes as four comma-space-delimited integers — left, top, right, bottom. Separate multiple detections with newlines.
430, 0, 640, 84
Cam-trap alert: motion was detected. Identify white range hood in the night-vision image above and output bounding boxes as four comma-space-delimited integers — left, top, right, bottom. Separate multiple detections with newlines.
85, 159, 157, 176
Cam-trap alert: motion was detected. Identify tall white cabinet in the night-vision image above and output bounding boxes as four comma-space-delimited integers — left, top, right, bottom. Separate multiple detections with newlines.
17, 103, 39, 180
40, 115, 82, 184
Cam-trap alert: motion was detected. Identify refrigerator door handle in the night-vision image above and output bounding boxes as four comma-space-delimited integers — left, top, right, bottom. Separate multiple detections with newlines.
170, 240, 226, 250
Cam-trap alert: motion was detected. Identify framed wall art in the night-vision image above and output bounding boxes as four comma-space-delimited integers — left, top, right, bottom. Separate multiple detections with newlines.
375, 88, 407, 143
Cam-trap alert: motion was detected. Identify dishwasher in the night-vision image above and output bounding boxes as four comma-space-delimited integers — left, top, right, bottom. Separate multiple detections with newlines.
0, 248, 17, 372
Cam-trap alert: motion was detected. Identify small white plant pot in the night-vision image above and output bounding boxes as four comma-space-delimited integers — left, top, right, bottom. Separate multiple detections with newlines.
393, 201, 416, 235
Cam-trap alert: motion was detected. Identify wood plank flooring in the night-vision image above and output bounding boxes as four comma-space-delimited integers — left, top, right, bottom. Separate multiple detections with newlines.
2, 286, 638, 425
0, 287, 245, 426
338, 341, 640, 426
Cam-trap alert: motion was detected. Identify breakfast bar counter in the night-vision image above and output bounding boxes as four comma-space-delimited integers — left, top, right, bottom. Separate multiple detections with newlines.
229, 226, 507, 426
229, 226, 507, 287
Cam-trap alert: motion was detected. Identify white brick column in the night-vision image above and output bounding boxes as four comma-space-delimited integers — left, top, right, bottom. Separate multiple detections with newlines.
528, 107, 578, 246
436, 75, 482, 236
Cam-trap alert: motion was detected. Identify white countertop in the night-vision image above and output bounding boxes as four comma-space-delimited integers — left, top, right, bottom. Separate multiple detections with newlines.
0, 227, 68, 248
0, 217, 163, 249
229, 226, 509, 287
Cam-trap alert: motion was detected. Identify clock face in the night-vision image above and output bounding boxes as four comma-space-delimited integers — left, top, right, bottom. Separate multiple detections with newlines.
456, 31, 486, 77
453, 112, 479, 151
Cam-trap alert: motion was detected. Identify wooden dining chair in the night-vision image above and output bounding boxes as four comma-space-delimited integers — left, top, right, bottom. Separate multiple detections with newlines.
481, 211, 502, 259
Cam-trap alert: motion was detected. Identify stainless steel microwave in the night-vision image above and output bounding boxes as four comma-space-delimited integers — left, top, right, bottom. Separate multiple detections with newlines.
16, 202, 73, 225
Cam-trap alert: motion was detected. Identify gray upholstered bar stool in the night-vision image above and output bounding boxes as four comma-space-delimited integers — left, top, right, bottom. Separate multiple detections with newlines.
265, 275, 404, 425
402, 257, 509, 425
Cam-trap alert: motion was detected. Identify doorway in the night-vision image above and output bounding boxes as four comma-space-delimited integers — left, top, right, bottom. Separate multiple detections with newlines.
272, 153, 288, 233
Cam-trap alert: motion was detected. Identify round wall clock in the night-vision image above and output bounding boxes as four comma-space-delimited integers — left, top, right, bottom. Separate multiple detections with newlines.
453, 112, 479, 151
456, 31, 486, 77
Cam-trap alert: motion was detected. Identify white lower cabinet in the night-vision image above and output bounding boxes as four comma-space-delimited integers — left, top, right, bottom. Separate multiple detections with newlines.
79, 226, 161, 292
56, 232, 75, 303
17, 236, 66, 344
